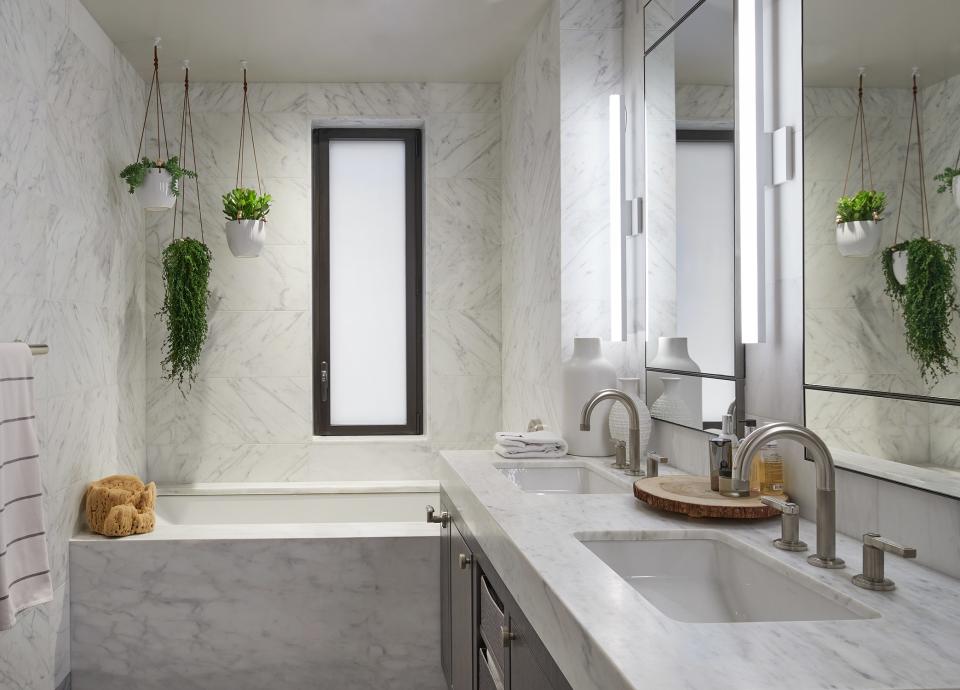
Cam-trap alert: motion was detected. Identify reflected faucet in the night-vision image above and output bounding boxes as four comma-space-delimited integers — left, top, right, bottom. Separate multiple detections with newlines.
734, 423, 845, 569
580, 390, 641, 470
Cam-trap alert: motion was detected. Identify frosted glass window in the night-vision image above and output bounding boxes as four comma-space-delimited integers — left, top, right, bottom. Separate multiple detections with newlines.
328, 139, 408, 426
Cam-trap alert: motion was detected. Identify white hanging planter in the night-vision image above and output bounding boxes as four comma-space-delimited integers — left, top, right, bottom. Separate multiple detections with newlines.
892, 249, 909, 285
836, 220, 883, 257
135, 168, 176, 211
953, 177, 960, 211
225, 219, 266, 258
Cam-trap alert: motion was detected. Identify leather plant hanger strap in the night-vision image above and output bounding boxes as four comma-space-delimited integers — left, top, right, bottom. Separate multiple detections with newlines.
135, 39, 170, 163
235, 62, 263, 195
171, 61, 204, 243
842, 69, 875, 196
894, 71, 931, 243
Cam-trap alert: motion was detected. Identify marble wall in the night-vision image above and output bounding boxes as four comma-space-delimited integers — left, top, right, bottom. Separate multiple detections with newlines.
70, 532, 443, 690
0, 0, 147, 687
144, 82, 502, 483
501, 4, 563, 431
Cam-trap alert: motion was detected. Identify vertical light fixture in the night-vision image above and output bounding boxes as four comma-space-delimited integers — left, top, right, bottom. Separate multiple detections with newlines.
736, 0, 765, 343
609, 93, 625, 341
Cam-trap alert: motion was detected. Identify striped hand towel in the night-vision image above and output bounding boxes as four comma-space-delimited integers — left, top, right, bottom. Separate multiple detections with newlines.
0, 343, 52, 630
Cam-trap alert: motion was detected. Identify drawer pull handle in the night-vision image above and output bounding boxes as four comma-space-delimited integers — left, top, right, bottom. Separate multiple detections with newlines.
458, 553, 472, 570
500, 625, 516, 647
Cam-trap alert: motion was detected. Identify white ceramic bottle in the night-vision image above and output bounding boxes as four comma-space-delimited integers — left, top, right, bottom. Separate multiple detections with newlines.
608, 377, 652, 461
562, 338, 617, 456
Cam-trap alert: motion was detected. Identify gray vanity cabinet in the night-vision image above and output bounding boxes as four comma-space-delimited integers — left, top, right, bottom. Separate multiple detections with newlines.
439, 492, 571, 690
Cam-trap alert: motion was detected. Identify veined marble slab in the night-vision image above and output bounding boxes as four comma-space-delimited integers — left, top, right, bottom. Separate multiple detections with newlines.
439, 450, 960, 690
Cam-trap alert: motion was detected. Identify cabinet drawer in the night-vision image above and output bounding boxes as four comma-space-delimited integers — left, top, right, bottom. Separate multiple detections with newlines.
478, 646, 505, 690
479, 574, 506, 673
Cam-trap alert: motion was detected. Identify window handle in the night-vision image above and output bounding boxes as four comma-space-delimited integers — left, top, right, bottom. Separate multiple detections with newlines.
320, 361, 329, 402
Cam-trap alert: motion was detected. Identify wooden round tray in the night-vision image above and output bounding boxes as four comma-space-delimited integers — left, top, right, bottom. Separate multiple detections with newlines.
633, 475, 780, 519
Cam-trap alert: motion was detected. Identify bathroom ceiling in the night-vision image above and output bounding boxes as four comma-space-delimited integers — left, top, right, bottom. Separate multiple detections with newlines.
79, 0, 550, 83
804, 0, 960, 88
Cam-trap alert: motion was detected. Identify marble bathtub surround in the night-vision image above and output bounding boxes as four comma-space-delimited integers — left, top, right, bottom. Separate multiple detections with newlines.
439, 450, 960, 690
70, 526, 443, 690
0, 0, 147, 687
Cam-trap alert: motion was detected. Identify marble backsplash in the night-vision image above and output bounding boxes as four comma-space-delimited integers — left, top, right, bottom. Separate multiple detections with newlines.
143, 82, 502, 483
0, 0, 147, 687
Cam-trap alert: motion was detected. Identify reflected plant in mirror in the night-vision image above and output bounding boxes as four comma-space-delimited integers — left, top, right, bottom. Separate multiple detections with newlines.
803, 0, 960, 495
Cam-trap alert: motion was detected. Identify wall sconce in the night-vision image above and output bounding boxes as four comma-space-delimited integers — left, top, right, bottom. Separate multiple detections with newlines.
736, 0, 765, 344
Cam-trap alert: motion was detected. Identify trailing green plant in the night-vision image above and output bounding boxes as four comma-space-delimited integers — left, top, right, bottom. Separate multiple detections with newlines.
836, 190, 887, 224
881, 237, 959, 384
119, 156, 197, 196
934, 167, 960, 194
222, 187, 272, 221
157, 238, 213, 394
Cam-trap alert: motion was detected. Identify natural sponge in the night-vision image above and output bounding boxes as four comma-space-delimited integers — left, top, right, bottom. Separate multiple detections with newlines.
84, 475, 157, 537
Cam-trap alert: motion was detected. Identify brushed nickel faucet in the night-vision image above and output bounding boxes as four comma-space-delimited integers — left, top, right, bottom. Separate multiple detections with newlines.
733, 423, 845, 569
580, 389, 642, 472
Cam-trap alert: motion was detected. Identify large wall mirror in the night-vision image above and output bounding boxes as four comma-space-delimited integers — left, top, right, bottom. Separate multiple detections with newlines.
803, 0, 960, 497
643, 0, 741, 432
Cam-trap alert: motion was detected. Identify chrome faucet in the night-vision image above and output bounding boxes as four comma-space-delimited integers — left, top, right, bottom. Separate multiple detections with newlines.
580, 389, 642, 470
733, 423, 845, 569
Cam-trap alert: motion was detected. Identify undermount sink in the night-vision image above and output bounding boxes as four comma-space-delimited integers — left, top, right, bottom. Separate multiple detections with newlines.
496, 463, 628, 495
578, 532, 879, 623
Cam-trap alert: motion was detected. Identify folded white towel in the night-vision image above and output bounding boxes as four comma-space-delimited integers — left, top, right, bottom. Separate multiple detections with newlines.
0, 343, 52, 630
494, 431, 568, 458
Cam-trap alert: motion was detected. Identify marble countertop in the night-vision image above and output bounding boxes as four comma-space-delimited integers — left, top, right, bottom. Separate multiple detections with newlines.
439, 450, 960, 690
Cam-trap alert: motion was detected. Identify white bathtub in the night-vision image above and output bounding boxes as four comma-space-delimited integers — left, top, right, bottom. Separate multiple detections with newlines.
70, 481, 445, 690
155, 481, 438, 526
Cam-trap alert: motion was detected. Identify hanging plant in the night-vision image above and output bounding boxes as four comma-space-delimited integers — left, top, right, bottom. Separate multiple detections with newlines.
881, 238, 959, 384
881, 71, 959, 385
157, 60, 213, 395
223, 61, 272, 258
158, 238, 212, 392
120, 40, 188, 212
119, 156, 196, 196
835, 70, 886, 258
223, 187, 272, 258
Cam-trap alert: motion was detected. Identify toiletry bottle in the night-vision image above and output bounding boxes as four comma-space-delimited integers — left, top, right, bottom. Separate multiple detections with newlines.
709, 414, 738, 492
743, 422, 764, 496
759, 441, 786, 497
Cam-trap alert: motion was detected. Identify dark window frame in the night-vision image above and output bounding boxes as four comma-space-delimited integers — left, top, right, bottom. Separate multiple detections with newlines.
312, 128, 424, 436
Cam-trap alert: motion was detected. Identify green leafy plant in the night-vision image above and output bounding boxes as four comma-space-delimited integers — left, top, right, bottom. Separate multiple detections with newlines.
934, 167, 960, 194
882, 237, 959, 384
836, 190, 887, 224
119, 156, 197, 196
157, 238, 213, 394
222, 187, 272, 221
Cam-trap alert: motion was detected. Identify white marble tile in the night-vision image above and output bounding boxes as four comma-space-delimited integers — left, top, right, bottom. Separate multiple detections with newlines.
428, 374, 501, 444
147, 377, 312, 447
147, 443, 310, 484
427, 83, 500, 114
429, 308, 501, 377
70, 534, 444, 690
309, 82, 429, 117
559, 0, 624, 30
427, 113, 500, 179
308, 441, 438, 481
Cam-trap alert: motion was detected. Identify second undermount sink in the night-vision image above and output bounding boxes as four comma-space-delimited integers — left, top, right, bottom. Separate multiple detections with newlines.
496, 463, 629, 495
578, 532, 879, 623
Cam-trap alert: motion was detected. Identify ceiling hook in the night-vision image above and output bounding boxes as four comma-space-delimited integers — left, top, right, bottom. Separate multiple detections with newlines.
858, 66, 865, 77
182, 59, 190, 70
154, 36, 161, 48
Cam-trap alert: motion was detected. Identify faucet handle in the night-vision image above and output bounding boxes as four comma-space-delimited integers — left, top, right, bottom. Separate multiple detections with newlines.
853, 533, 916, 591
863, 533, 917, 559
645, 452, 666, 478
760, 496, 807, 552
610, 439, 628, 470
760, 495, 799, 515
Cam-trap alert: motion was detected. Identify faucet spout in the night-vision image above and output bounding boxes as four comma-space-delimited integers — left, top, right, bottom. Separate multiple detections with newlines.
580, 389, 641, 468
734, 422, 844, 569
